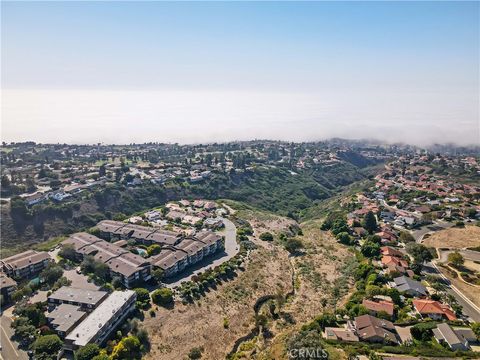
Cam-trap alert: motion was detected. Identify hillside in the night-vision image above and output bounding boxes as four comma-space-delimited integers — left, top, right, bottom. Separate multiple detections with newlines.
1, 164, 380, 256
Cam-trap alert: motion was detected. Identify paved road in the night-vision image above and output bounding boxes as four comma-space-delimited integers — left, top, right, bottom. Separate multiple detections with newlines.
0, 311, 29, 360
412, 221, 454, 242
414, 220, 480, 322
162, 217, 239, 288
438, 249, 480, 263
423, 262, 480, 322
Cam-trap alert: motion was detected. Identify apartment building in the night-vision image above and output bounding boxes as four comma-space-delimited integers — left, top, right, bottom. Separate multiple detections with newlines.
0, 250, 51, 279
96, 220, 182, 246
62, 233, 151, 287
47, 286, 108, 311
64, 290, 136, 351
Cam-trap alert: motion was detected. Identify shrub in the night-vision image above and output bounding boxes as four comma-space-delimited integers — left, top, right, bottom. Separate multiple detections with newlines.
134, 288, 151, 309
188, 347, 203, 359
75, 344, 100, 360
223, 317, 230, 329
259, 232, 274, 242
151, 288, 173, 307
285, 238, 303, 254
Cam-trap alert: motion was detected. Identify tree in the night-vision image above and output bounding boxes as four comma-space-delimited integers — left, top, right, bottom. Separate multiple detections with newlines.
59, 244, 77, 261
110, 336, 142, 360
147, 244, 162, 256
448, 251, 464, 267
406, 243, 433, 264
471, 323, 480, 340
152, 268, 164, 283
75, 343, 100, 360
151, 288, 173, 307
284, 238, 303, 254
311, 313, 337, 330
40, 263, 63, 286
410, 322, 436, 342
25, 176, 36, 192
99, 164, 106, 177
134, 288, 151, 309
336, 232, 354, 246
399, 231, 415, 243
363, 211, 378, 234
259, 232, 274, 242
33, 334, 63, 359
1, 174, 11, 188
361, 241, 380, 258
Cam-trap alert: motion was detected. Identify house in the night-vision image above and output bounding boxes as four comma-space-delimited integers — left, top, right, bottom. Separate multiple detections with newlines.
64, 291, 136, 351
48, 286, 108, 311
392, 276, 427, 297
203, 201, 216, 211
354, 314, 398, 344
323, 327, 359, 342
362, 299, 394, 317
24, 192, 46, 206
0, 250, 51, 279
166, 210, 186, 222
432, 323, 469, 350
145, 210, 161, 221
381, 246, 404, 258
47, 304, 87, 338
50, 191, 71, 202
382, 255, 409, 274
179, 200, 191, 207
412, 299, 457, 321
204, 218, 224, 229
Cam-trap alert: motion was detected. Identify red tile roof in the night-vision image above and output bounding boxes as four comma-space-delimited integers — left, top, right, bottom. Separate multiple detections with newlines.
412, 299, 457, 321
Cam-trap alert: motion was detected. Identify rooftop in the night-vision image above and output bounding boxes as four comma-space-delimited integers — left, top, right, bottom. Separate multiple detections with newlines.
65, 290, 136, 347
48, 286, 108, 307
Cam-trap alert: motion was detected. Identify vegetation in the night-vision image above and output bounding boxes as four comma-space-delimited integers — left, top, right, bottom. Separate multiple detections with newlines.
33, 334, 63, 360
110, 335, 142, 360
259, 232, 274, 241
151, 288, 173, 307
134, 288, 151, 309
406, 243, 433, 264
75, 344, 101, 360
447, 251, 464, 267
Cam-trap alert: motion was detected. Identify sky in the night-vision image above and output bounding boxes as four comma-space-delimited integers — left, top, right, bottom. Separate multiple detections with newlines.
1, 1, 479, 145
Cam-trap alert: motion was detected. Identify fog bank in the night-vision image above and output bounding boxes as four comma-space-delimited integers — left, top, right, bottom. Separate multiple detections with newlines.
2, 89, 478, 146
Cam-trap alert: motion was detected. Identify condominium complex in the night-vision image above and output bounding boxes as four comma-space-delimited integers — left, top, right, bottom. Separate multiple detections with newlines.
62, 233, 151, 287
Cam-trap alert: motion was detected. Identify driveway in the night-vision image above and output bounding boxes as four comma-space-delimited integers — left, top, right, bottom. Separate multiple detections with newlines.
63, 270, 100, 290
162, 217, 239, 289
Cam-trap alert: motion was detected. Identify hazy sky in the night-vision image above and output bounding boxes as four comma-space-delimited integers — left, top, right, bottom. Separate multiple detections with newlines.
2, 1, 479, 145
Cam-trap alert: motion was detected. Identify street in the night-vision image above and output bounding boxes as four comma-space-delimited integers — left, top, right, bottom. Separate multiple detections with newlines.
0, 309, 29, 360
423, 262, 480, 322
